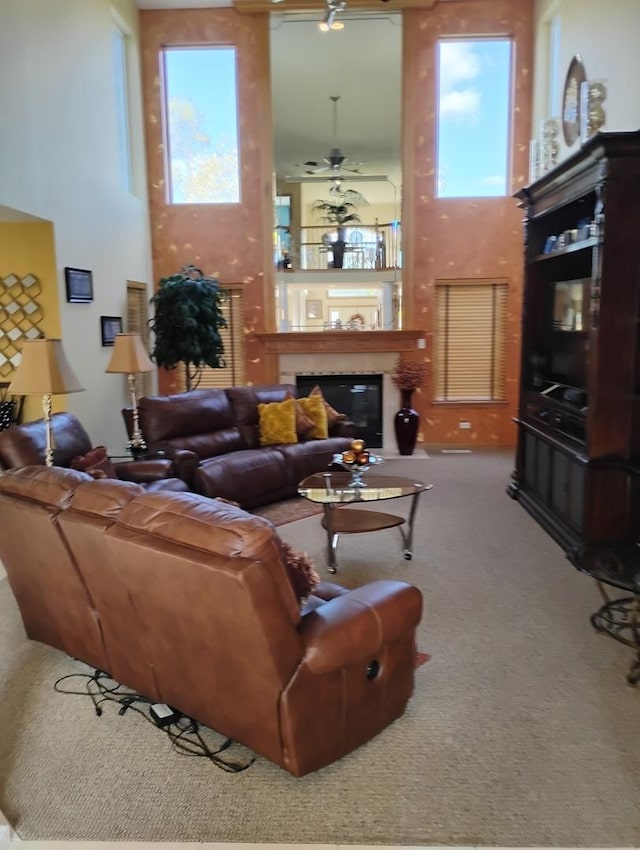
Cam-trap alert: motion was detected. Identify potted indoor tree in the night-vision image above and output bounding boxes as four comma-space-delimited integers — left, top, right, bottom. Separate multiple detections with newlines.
311, 187, 368, 269
150, 264, 228, 391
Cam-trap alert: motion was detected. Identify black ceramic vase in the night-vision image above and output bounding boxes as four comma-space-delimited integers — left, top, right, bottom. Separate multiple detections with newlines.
394, 389, 420, 455
331, 239, 346, 269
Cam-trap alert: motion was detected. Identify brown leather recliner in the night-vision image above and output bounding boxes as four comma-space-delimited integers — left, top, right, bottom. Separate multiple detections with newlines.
0, 466, 112, 670
0, 411, 188, 493
0, 465, 423, 777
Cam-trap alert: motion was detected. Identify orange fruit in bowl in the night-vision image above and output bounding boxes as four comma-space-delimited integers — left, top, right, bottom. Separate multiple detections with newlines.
342, 450, 356, 464
351, 439, 365, 453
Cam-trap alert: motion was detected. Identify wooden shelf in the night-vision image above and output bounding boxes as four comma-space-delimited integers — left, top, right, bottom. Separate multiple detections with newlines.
256, 330, 424, 355
532, 237, 598, 263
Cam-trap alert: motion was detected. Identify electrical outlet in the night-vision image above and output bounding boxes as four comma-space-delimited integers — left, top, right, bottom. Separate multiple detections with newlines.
459, 421, 471, 430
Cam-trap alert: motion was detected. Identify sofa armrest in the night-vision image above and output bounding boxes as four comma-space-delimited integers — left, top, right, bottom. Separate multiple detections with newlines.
329, 418, 356, 439
298, 580, 423, 674
114, 458, 178, 484
147, 446, 200, 487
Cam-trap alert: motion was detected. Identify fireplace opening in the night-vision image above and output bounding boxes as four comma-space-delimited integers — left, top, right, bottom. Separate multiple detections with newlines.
296, 374, 383, 448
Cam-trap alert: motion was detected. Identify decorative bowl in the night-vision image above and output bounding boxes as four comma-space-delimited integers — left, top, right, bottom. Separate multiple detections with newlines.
331, 452, 384, 486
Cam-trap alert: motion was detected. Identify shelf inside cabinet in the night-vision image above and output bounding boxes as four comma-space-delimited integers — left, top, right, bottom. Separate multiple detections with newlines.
532, 237, 598, 264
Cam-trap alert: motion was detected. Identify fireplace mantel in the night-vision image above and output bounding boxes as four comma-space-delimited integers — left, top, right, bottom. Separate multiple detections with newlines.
256, 330, 424, 355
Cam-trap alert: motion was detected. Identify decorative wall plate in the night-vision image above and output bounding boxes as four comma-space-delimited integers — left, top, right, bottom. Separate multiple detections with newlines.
562, 55, 587, 147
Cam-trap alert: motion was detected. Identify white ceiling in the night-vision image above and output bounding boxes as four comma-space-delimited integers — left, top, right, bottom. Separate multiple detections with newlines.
135, 0, 402, 188
270, 12, 402, 184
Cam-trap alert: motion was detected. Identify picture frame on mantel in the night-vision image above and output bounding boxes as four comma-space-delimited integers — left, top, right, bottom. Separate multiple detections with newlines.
65, 267, 94, 303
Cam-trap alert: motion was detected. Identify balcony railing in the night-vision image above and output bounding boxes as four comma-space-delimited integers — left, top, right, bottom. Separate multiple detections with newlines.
275, 221, 402, 272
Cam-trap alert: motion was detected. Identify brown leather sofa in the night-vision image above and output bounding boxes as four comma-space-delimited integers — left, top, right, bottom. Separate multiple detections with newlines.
133, 384, 356, 507
0, 411, 188, 492
0, 465, 423, 777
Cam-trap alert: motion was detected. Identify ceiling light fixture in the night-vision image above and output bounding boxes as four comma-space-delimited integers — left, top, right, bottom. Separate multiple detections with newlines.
318, 0, 346, 32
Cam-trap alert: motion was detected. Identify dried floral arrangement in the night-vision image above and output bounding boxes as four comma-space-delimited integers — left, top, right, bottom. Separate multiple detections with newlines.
391, 357, 428, 391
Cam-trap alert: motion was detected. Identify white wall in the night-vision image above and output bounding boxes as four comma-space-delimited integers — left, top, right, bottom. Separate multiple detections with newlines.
533, 0, 640, 164
300, 179, 401, 227
0, 0, 152, 449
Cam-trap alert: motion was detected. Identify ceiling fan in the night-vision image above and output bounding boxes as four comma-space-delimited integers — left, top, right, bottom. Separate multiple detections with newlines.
295, 95, 365, 177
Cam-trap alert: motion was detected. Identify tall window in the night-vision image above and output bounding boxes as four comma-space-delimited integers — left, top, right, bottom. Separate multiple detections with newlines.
163, 47, 240, 204
436, 38, 512, 198
111, 21, 132, 191
548, 14, 562, 117
435, 280, 507, 401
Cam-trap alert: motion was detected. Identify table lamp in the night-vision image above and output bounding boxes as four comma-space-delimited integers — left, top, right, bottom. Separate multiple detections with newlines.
8, 338, 84, 466
105, 333, 154, 456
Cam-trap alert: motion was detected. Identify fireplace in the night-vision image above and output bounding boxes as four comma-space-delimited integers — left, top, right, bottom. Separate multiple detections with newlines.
297, 374, 383, 448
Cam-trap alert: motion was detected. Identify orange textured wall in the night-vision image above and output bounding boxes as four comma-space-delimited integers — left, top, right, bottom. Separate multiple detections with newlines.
403, 0, 533, 446
140, 8, 275, 393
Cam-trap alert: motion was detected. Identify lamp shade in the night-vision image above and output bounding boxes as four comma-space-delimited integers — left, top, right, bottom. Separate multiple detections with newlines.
9, 338, 84, 395
105, 333, 155, 374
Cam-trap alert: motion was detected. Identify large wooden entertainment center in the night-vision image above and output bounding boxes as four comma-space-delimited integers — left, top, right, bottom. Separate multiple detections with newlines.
509, 130, 640, 581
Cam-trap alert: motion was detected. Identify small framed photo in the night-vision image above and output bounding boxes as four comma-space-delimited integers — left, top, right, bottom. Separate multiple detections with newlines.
100, 315, 123, 347
306, 299, 322, 320
65, 267, 94, 303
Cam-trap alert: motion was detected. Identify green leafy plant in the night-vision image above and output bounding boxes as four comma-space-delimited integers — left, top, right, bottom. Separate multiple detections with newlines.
150, 265, 228, 391
311, 188, 368, 268
311, 188, 368, 230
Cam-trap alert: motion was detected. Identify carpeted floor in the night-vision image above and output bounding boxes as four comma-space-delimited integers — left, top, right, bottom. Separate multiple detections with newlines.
1, 450, 640, 844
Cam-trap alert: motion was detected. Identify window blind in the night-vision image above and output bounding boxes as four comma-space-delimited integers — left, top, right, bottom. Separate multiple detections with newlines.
126, 280, 153, 397
435, 280, 507, 401
178, 285, 246, 391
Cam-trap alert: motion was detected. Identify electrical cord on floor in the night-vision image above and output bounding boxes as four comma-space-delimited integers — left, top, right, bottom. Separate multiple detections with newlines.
53, 669, 255, 773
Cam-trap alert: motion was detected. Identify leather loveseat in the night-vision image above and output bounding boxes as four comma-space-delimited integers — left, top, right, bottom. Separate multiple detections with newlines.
0, 411, 188, 493
132, 384, 356, 507
0, 465, 423, 777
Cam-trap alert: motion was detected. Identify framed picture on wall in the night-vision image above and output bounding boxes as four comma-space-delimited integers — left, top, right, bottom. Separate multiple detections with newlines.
306, 299, 322, 320
65, 267, 94, 303
100, 315, 123, 347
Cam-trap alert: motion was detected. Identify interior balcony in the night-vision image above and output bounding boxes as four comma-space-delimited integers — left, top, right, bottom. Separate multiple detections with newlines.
274, 220, 403, 332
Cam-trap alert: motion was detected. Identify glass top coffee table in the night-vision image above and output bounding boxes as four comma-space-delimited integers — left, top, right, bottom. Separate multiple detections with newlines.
298, 471, 432, 573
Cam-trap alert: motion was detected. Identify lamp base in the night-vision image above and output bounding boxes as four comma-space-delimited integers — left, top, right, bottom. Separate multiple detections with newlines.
128, 441, 148, 460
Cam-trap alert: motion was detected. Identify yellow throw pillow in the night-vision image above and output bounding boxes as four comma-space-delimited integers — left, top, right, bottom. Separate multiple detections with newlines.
298, 394, 329, 439
258, 398, 298, 446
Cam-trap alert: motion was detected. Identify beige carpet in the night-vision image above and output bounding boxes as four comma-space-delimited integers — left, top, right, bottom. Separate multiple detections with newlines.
1, 451, 640, 844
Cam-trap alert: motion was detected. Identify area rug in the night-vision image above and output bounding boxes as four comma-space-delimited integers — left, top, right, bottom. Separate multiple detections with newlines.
251, 495, 323, 526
